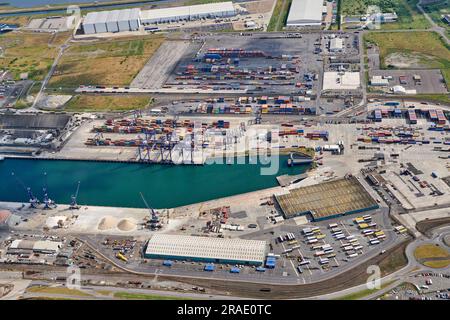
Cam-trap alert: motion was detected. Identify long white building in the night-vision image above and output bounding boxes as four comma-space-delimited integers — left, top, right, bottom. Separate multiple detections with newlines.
83, 8, 141, 34
144, 234, 266, 265
140, 2, 236, 25
286, 0, 325, 27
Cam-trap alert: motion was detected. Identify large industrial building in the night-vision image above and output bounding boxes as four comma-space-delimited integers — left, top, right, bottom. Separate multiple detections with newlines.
82, 2, 236, 33
286, 0, 325, 27
8, 239, 62, 254
144, 234, 266, 265
274, 176, 379, 221
140, 2, 236, 25
83, 8, 141, 34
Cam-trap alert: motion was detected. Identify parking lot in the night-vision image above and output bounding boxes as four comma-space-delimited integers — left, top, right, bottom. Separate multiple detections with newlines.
369, 69, 448, 94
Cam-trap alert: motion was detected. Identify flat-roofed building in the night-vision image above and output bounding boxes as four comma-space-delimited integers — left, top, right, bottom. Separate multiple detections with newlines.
140, 2, 236, 24
329, 38, 343, 52
144, 234, 266, 265
83, 8, 141, 34
286, 0, 325, 27
8, 239, 62, 254
106, 10, 120, 33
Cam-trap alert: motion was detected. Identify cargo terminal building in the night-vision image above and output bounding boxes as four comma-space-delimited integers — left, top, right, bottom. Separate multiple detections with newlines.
286, 0, 325, 28
274, 176, 379, 221
140, 2, 236, 25
144, 234, 266, 265
82, 2, 237, 34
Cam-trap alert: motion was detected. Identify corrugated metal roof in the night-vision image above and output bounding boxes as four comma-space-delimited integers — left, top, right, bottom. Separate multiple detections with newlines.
84, 11, 99, 25
9, 239, 62, 252
145, 234, 266, 263
140, 2, 235, 21
106, 10, 121, 23
84, 8, 140, 25
286, 0, 324, 26
117, 8, 131, 23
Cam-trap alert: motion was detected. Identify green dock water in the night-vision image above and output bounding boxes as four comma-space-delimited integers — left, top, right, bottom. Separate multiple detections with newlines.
0, 156, 309, 208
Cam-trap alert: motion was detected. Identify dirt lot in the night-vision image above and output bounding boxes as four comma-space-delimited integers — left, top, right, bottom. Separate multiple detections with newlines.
49, 36, 165, 89
0, 31, 70, 80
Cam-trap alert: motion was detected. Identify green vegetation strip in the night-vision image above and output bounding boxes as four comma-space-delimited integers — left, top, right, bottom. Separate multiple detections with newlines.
267, 0, 292, 32
114, 292, 192, 300
27, 286, 92, 297
63, 95, 152, 112
336, 280, 395, 300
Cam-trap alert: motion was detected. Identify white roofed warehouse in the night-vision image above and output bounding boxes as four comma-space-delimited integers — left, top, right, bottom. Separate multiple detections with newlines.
82, 8, 141, 34
144, 234, 266, 265
140, 2, 236, 25
286, 0, 325, 28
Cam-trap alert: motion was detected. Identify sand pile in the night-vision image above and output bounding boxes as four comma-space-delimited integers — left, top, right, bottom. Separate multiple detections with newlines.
117, 219, 136, 231
98, 216, 118, 230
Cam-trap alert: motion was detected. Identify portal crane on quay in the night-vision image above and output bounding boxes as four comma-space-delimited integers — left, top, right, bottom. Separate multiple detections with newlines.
69, 181, 81, 210
42, 172, 57, 209
11, 172, 40, 208
139, 192, 161, 230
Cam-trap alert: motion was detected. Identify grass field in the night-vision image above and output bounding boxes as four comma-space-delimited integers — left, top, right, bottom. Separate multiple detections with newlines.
423, 259, 450, 268
26, 286, 91, 297
337, 280, 395, 300
113, 292, 191, 300
364, 31, 450, 85
343, 0, 398, 16
381, 0, 431, 30
49, 36, 165, 89
0, 31, 70, 81
64, 95, 152, 112
267, 0, 292, 31
414, 244, 450, 259
422, 0, 450, 34
342, 0, 430, 29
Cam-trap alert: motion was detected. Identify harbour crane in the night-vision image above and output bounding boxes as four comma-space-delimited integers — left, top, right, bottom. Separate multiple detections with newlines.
139, 192, 161, 230
11, 172, 39, 208
69, 181, 81, 210
42, 172, 57, 209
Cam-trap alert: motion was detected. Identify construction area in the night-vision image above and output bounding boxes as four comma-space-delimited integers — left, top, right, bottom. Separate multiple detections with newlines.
274, 176, 379, 221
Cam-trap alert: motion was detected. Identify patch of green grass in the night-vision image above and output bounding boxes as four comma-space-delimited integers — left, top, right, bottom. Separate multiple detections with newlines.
49, 36, 165, 89
424, 259, 450, 268
0, 31, 69, 81
408, 94, 450, 104
365, 31, 450, 85
414, 244, 450, 259
343, 0, 398, 16
63, 95, 152, 112
337, 280, 395, 300
422, 0, 450, 30
27, 286, 91, 297
114, 292, 192, 300
342, 0, 430, 29
267, 0, 292, 32
381, 0, 431, 30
